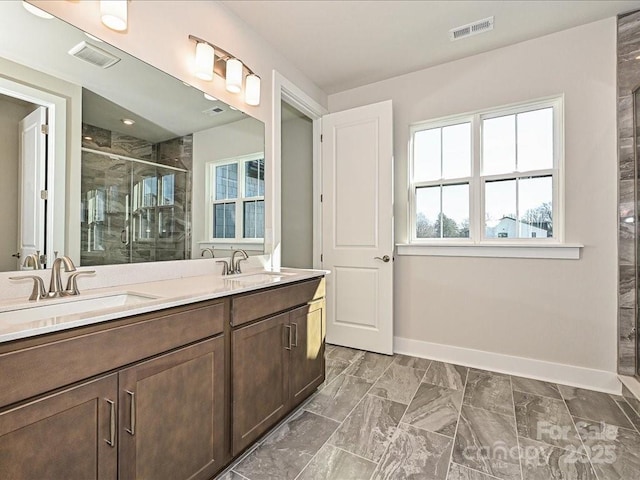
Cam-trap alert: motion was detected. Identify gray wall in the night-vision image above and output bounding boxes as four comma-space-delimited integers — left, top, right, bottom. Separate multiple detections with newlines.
281, 101, 313, 268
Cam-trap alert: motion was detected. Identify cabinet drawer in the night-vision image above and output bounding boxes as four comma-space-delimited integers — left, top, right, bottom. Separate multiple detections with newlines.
0, 300, 226, 409
231, 278, 325, 327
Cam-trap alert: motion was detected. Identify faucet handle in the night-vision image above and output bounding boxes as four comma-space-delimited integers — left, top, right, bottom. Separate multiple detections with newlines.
64, 271, 96, 296
215, 260, 229, 276
235, 257, 248, 274
9, 275, 47, 301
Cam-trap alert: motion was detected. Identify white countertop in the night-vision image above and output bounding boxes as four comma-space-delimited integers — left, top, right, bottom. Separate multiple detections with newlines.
0, 268, 326, 344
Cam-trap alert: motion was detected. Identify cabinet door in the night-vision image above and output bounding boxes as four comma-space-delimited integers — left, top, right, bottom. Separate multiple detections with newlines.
232, 312, 290, 455
0, 374, 117, 480
118, 336, 225, 480
290, 299, 326, 406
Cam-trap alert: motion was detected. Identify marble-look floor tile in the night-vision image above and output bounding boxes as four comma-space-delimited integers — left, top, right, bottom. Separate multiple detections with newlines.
344, 352, 394, 382
372, 423, 452, 480
233, 410, 339, 480
297, 444, 377, 480
577, 419, 640, 480
518, 437, 597, 480
402, 383, 463, 437
323, 357, 351, 388
447, 463, 502, 479
622, 385, 640, 416
329, 394, 406, 463
514, 391, 582, 450
370, 363, 425, 405
393, 354, 432, 370
423, 361, 468, 391
558, 385, 634, 429
327, 346, 364, 364
511, 376, 562, 400
453, 405, 521, 480
305, 374, 374, 422
464, 370, 514, 417
615, 398, 640, 434
215, 470, 249, 480
324, 344, 336, 354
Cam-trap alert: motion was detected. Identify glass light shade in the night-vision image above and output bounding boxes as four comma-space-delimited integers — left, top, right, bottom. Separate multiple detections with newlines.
100, 0, 128, 32
194, 42, 215, 81
244, 74, 261, 106
226, 58, 243, 93
22, 2, 54, 19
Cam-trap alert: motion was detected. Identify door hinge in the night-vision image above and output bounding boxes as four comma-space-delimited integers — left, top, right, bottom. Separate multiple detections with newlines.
320, 194, 323, 202
40, 190, 48, 200
320, 134, 323, 142
320, 253, 323, 262
41, 124, 49, 135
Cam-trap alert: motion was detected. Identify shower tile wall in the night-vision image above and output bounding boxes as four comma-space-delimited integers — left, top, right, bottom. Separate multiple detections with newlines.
81, 124, 192, 264
618, 11, 640, 376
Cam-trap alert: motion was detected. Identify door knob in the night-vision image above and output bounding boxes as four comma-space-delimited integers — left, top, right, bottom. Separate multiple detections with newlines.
374, 255, 391, 263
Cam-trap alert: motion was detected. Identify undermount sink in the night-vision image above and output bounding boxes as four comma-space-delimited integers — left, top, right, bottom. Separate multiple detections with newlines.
0, 292, 159, 324
226, 271, 295, 286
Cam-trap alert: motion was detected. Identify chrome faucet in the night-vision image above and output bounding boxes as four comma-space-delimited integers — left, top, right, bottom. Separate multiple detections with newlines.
22, 252, 42, 270
48, 256, 77, 297
231, 249, 249, 274
201, 247, 215, 258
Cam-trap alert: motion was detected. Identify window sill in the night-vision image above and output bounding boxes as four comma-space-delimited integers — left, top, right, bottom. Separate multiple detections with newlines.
198, 240, 265, 252
395, 242, 583, 259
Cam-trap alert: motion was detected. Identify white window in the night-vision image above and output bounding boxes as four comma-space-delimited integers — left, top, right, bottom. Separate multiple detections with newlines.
409, 97, 563, 246
206, 153, 265, 243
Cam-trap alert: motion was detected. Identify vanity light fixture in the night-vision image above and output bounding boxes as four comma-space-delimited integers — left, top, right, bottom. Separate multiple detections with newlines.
188, 35, 261, 106
121, 118, 135, 126
22, 2, 54, 19
100, 0, 128, 32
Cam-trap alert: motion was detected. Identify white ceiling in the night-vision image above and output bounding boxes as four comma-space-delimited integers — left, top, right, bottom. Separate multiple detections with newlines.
222, 0, 640, 94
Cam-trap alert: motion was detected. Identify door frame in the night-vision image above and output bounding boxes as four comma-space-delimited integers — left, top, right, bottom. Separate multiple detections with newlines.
271, 71, 327, 270
0, 77, 66, 267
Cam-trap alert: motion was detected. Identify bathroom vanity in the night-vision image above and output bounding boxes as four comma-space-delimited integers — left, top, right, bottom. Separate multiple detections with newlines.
0, 269, 326, 480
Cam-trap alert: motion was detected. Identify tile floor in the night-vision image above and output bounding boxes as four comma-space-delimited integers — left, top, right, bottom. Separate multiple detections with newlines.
217, 345, 640, 480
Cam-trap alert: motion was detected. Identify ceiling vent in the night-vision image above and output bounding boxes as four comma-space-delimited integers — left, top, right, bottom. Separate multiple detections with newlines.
449, 16, 494, 41
202, 106, 225, 116
68, 41, 121, 68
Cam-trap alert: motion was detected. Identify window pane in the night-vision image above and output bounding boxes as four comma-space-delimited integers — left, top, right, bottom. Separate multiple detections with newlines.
213, 202, 235, 238
442, 184, 469, 237
245, 158, 265, 197
415, 186, 440, 238
243, 200, 264, 238
482, 114, 515, 175
485, 179, 516, 238
215, 164, 238, 200
160, 173, 175, 206
416, 184, 469, 238
519, 176, 552, 238
517, 108, 553, 172
413, 128, 441, 181
442, 123, 471, 179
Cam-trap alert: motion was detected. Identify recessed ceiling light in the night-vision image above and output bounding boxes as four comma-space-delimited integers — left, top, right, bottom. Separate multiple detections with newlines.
624, 216, 635, 223
121, 118, 135, 126
204, 93, 218, 101
83, 136, 93, 141
229, 105, 238, 111
85, 33, 103, 43
22, 1, 54, 19
636, 55, 640, 60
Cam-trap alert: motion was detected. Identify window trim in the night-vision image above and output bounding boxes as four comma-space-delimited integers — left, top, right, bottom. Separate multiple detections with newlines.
408, 96, 566, 248
205, 152, 265, 243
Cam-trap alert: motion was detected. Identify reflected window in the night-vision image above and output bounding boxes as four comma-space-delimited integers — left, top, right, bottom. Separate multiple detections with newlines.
208, 154, 265, 242
410, 98, 561, 243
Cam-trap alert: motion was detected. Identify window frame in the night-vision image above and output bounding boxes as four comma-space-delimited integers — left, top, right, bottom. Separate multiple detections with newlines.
205, 152, 265, 245
408, 96, 565, 246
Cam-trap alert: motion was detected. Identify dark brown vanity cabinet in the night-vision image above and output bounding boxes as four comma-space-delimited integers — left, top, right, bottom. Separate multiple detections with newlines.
0, 299, 228, 480
231, 279, 326, 455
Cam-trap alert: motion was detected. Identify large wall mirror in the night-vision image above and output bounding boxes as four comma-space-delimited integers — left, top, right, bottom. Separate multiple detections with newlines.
0, 1, 265, 272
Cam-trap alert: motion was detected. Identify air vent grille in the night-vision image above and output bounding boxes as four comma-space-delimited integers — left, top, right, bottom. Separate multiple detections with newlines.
202, 106, 225, 116
450, 16, 494, 41
68, 41, 121, 68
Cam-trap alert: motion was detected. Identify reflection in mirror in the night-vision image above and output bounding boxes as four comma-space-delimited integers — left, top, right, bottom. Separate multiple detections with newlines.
0, 1, 265, 271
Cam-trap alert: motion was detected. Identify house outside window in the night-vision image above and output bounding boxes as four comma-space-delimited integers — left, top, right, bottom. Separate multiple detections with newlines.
409, 97, 563, 245
206, 153, 265, 243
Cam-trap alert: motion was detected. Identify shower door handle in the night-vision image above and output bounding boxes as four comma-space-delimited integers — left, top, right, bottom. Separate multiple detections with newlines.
121, 228, 129, 245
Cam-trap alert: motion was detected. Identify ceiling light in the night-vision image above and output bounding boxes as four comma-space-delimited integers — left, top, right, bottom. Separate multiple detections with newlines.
85, 33, 103, 43
100, 0, 128, 32
22, 2, 54, 19
624, 216, 635, 223
245, 74, 261, 106
226, 58, 243, 93
121, 118, 135, 126
204, 93, 218, 101
194, 42, 215, 81
83, 136, 93, 141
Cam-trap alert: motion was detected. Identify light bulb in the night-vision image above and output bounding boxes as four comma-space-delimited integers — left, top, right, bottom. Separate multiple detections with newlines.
226, 58, 243, 94
245, 74, 261, 106
100, 0, 128, 32
194, 42, 215, 81
22, 2, 54, 19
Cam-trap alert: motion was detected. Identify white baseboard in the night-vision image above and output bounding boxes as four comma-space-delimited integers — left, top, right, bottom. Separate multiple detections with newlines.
394, 336, 621, 395
620, 375, 640, 401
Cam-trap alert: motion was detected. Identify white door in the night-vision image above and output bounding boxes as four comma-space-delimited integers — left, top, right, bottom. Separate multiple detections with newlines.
321, 100, 394, 354
18, 106, 47, 269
